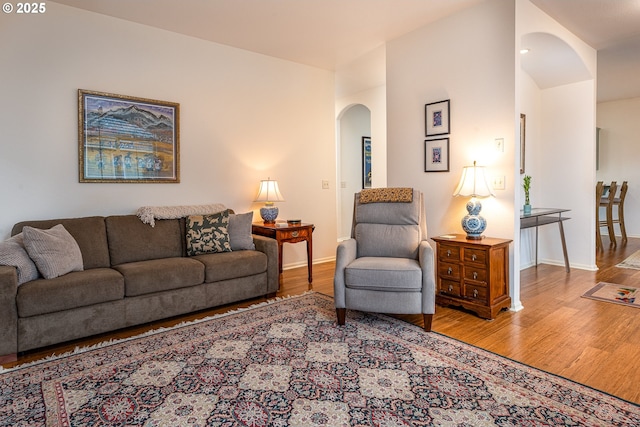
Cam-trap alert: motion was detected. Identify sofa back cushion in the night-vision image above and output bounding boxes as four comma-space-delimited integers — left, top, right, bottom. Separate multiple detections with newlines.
12, 216, 110, 269
106, 215, 183, 265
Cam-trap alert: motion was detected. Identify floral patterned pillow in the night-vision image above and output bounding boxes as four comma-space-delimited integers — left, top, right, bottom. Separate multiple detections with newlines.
186, 210, 232, 256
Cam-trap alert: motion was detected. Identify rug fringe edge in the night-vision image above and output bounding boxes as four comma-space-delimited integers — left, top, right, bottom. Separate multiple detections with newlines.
0, 291, 315, 374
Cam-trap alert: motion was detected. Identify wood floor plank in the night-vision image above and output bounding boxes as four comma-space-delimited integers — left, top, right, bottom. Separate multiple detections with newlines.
3, 237, 640, 404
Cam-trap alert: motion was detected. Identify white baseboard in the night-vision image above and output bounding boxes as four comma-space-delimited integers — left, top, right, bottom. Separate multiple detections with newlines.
282, 256, 336, 271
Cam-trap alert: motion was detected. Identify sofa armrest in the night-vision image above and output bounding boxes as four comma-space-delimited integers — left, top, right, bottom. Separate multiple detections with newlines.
0, 266, 19, 358
252, 234, 279, 293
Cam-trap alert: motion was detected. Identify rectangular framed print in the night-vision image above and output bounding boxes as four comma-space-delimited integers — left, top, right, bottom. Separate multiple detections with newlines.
362, 136, 372, 188
424, 138, 449, 172
78, 89, 180, 183
425, 99, 450, 137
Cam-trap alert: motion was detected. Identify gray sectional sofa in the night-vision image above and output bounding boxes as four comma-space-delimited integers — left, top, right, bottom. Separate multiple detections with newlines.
0, 213, 278, 362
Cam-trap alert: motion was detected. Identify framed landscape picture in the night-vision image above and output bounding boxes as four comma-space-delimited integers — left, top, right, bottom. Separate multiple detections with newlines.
425, 99, 450, 137
424, 138, 449, 172
78, 90, 180, 183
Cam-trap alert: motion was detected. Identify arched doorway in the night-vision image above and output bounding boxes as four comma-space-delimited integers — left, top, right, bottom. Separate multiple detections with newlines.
337, 104, 371, 240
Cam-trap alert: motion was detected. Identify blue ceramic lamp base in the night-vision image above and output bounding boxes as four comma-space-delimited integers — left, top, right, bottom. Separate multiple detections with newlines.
461, 198, 486, 240
260, 205, 279, 225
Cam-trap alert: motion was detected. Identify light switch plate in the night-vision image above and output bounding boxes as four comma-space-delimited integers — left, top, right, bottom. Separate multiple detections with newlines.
491, 176, 505, 190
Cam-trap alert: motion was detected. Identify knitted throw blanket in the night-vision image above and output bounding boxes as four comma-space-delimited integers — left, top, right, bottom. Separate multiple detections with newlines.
359, 187, 413, 203
136, 203, 227, 227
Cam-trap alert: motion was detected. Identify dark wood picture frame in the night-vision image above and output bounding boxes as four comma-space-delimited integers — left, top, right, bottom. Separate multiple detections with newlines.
78, 89, 180, 183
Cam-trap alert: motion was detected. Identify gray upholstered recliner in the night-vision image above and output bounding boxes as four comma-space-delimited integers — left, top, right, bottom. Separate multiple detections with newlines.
334, 188, 435, 331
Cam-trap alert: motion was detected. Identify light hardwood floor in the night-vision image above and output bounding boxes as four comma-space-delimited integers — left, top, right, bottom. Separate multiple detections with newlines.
4, 237, 640, 404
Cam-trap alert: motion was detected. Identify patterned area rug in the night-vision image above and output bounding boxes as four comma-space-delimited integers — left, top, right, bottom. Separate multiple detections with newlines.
1, 293, 639, 426
582, 282, 640, 308
616, 250, 640, 270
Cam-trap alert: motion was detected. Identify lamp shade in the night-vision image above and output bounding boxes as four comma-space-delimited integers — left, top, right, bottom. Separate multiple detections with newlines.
254, 179, 285, 203
452, 161, 495, 198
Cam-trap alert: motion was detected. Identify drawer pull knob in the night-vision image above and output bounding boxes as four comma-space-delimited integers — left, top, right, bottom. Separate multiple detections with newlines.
473, 289, 478, 298
292, 231, 299, 237
473, 272, 478, 279
447, 267, 452, 275
448, 285, 453, 292
471, 254, 477, 261
446, 250, 451, 257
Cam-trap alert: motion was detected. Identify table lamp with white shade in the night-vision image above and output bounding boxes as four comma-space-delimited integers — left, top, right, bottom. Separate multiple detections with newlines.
254, 178, 285, 224
453, 161, 494, 239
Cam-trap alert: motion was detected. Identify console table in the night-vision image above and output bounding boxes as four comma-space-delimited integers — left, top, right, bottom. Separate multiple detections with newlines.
520, 208, 570, 272
252, 222, 314, 288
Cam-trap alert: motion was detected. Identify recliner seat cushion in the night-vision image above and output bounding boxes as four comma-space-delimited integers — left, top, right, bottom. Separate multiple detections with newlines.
192, 250, 267, 283
345, 257, 422, 292
114, 258, 205, 297
16, 268, 124, 317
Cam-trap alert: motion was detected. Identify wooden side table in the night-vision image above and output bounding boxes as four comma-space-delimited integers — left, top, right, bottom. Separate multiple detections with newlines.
252, 222, 315, 288
432, 234, 512, 319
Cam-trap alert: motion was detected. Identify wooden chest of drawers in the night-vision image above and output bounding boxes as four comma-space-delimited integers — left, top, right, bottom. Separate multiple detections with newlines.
432, 234, 512, 319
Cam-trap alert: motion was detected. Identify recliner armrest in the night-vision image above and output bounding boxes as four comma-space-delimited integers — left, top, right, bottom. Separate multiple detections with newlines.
333, 239, 357, 308
418, 240, 436, 311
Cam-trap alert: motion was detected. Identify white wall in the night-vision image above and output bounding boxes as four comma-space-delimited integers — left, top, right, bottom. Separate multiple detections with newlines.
335, 46, 387, 242
537, 81, 596, 269
338, 105, 371, 239
517, 0, 598, 271
386, 0, 518, 305
597, 97, 640, 238
0, 3, 337, 268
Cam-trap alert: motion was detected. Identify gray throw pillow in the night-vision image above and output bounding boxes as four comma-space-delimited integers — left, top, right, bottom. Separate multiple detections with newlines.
229, 212, 256, 251
186, 210, 232, 256
22, 224, 84, 279
0, 233, 40, 285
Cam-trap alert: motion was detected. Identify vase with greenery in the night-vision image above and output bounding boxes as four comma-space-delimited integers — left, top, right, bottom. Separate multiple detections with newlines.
523, 175, 532, 214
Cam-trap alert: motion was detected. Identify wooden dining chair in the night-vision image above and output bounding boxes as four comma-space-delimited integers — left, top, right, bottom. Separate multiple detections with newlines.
598, 181, 617, 247
611, 181, 628, 244
596, 181, 604, 250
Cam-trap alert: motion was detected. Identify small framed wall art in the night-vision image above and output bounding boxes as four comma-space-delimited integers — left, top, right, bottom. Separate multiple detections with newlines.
425, 99, 450, 137
424, 138, 449, 172
362, 136, 372, 188
78, 89, 180, 183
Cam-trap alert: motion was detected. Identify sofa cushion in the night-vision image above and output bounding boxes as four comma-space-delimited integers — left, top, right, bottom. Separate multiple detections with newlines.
23, 225, 84, 279
114, 257, 205, 297
186, 211, 232, 256
12, 216, 110, 269
192, 250, 267, 283
345, 257, 422, 292
229, 212, 256, 251
0, 233, 39, 284
106, 215, 183, 265
16, 268, 125, 317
